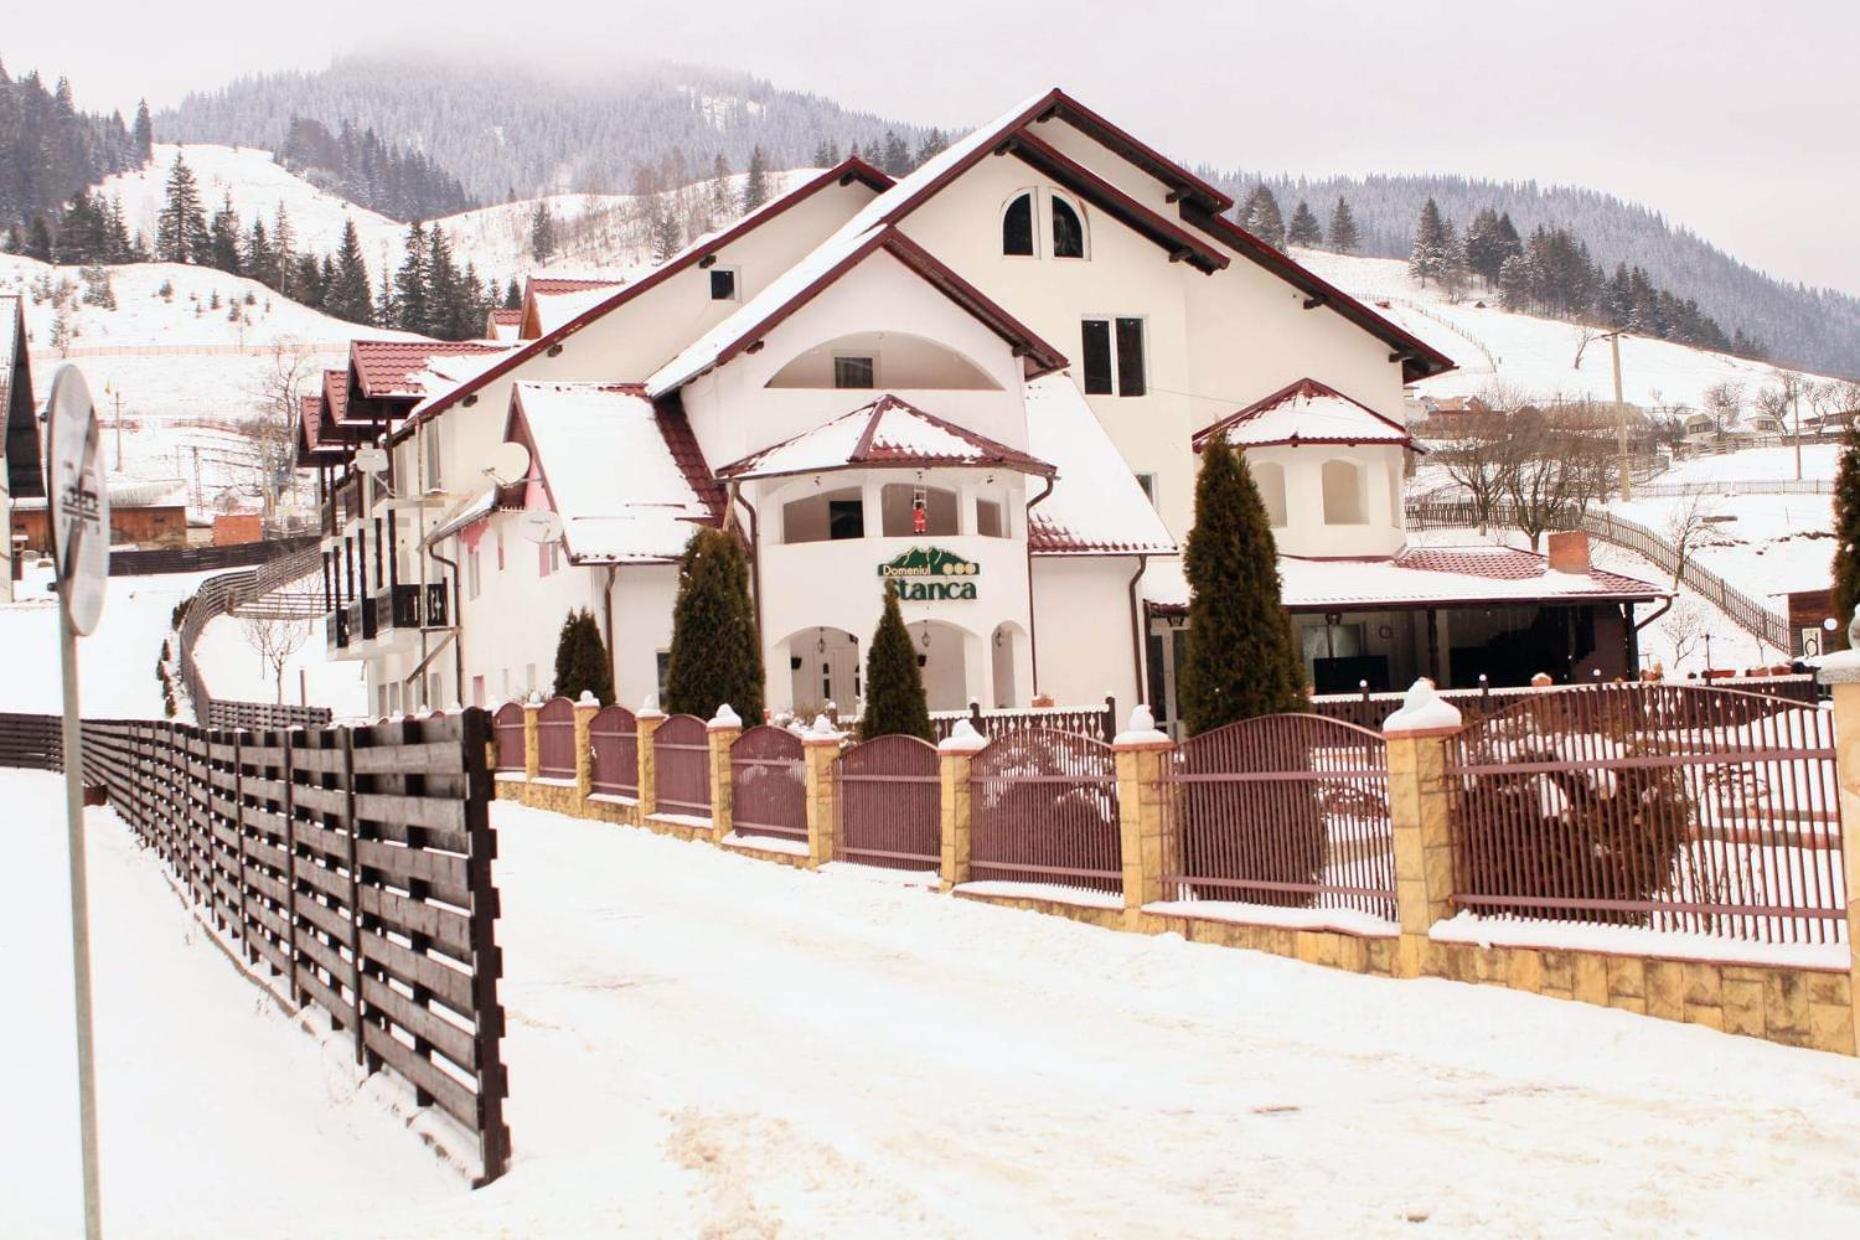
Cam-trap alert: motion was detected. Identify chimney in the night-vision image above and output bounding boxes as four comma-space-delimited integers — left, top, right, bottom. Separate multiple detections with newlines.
1546, 530, 1590, 574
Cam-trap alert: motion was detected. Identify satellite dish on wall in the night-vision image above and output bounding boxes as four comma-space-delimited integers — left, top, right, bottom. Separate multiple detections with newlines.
354, 446, 389, 474
517, 509, 563, 544
483, 442, 532, 487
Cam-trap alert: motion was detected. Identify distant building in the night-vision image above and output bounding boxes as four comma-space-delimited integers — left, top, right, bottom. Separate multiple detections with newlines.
0, 296, 45, 601
12, 479, 189, 553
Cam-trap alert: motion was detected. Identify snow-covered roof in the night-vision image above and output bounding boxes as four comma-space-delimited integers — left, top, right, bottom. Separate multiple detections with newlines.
485, 308, 522, 341
716, 394, 1052, 480
17, 478, 190, 512
1142, 544, 1664, 612
403, 345, 525, 419
526, 278, 627, 337
644, 225, 1067, 398
1194, 378, 1414, 450
511, 382, 720, 562
350, 340, 511, 400
1023, 375, 1175, 555
424, 487, 501, 545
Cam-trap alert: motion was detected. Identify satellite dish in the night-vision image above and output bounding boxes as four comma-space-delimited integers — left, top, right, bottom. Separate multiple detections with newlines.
354, 446, 389, 474
517, 509, 563, 544
484, 441, 532, 487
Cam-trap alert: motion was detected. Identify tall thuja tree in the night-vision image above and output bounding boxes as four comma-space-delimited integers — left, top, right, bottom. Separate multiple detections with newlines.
1833, 422, 1860, 644
860, 582, 933, 741
553, 608, 614, 704
1179, 436, 1303, 734
663, 527, 764, 720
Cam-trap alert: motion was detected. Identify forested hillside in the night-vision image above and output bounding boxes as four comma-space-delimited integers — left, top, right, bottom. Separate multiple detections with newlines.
0, 61, 146, 238
278, 117, 473, 221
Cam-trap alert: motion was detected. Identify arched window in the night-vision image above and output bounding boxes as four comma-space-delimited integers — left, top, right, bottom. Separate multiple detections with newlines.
1321, 460, 1365, 525
1050, 193, 1086, 258
1002, 192, 1035, 256
1252, 460, 1288, 527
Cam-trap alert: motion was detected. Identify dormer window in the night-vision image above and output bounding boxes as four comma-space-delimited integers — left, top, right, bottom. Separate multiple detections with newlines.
1051, 194, 1085, 258
1002, 192, 1035, 256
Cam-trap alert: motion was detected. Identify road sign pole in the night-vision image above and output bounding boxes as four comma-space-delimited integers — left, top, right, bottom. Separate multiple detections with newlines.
58, 590, 102, 1240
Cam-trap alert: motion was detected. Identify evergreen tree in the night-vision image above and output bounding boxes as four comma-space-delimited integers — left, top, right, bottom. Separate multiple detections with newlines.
425, 223, 463, 337
1178, 436, 1304, 734
859, 583, 933, 741
528, 199, 555, 262
503, 276, 522, 310
1462, 207, 1507, 286
650, 196, 682, 262
880, 130, 911, 176
1239, 185, 1286, 250
1834, 423, 1860, 641
243, 218, 275, 288
663, 527, 764, 721
1286, 199, 1322, 247
393, 220, 430, 334
326, 218, 374, 324
132, 99, 153, 159
552, 608, 614, 704
295, 253, 326, 308
24, 214, 52, 261
811, 140, 832, 167
740, 145, 770, 214
913, 128, 949, 168
375, 264, 396, 327
1408, 197, 1451, 285
1497, 252, 1533, 310
155, 153, 208, 264
1327, 196, 1360, 254
207, 194, 243, 273
708, 152, 731, 222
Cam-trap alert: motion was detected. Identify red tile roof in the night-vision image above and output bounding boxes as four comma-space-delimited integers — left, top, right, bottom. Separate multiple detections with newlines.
489, 308, 522, 325
350, 340, 507, 400
1192, 377, 1415, 450
715, 394, 1053, 479
527, 277, 625, 297
1392, 546, 1653, 594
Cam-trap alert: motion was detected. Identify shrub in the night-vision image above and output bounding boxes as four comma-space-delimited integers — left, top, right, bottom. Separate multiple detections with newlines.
663, 527, 763, 720
551, 608, 613, 705
859, 582, 932, 741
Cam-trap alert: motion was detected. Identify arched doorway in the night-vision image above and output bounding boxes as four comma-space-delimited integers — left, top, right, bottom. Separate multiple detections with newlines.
991, 620, 1028, 708
906, 620, 975, 713
786, 626, 860, 717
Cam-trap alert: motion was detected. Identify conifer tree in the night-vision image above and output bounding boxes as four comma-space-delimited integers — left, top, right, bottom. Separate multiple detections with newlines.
426, 223, 464, 337
1834, 422, 1860, 641
155, 154, 208, 263
913, 128, 949, 168
207, 194, 243, 273
740, 145, 770, 214
270, 205, 297, 296
1239, 185, 1286, 250
528, 199, 555, 262
1408, 197, 1451, 285
132, 99, 153, 159
503, 277, 522, 310
552, 608, 614, 704
243, 218, 275, 287
650, 197, 682, 262
1178, 436, 1303, 734
1286, 199, 1322, 248
24, 215, 53, 261
1327, 196, 1360, 254
663, 527, 764, 721
327, 218, 374, 325
860, 582, 933, 741
394, 220, 430, 334
811, 140, 832, 167
880, 130, 911, 176
709, 152, 732, 221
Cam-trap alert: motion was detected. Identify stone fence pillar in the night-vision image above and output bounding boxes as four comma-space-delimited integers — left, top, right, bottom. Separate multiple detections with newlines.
706, 706, 743, 843
521, 697, 541, 782
572, 692, 600, 801
802, 723, 846, 869
1113, 707, 1175, 917
1816, 650, 1860, 1054
1382, 680, 1463, 979
938, 721, 988, 890
635, 700, 666, 819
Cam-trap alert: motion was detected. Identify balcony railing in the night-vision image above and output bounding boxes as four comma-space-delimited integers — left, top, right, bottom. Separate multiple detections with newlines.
325, 606, 350, 652
368, 582, 454, 635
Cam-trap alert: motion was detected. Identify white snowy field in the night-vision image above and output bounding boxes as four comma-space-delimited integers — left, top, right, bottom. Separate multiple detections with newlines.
16, 784, 1860, 1235
0, 568, 201, 718
190, 612, 369, 719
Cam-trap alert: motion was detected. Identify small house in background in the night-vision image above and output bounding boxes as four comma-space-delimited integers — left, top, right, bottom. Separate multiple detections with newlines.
211, 512, 264, 546
484, 308, 522, 342
12, 478, 189, 553
0, 296, 45, 601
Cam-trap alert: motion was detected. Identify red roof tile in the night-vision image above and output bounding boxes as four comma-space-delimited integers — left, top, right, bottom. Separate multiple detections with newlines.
350, 340, 507, 400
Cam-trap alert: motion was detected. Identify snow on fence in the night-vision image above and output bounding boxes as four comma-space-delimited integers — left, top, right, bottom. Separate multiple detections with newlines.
930, 696, 1117, 743
653, 714, 712, 820
1310, 675, 1821, 732
175, 546, 335, 732
730, 725, 807, 845
1443, 683, 1846, 945
969, 728, 1122, 896
1163, 714, 1397, 922
3, 710, 513, 1185
835, 734, 942, 871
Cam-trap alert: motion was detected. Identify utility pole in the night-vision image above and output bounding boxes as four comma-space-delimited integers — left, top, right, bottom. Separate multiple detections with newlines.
1608, 330, 1630, 501
1793, 378, 1803, 482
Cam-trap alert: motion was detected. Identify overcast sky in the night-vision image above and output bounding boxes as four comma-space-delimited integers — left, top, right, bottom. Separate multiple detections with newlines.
10, 0, 1857, 295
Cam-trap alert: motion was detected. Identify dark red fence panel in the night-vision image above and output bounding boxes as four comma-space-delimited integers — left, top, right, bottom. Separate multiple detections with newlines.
931, 697, 1117, 743
492, 702, 526, 774
1164, 714, 1394, 920
535, 697, 577, 781
589, 705, 638, 798
970, 729, 1121, 894
1445, 682, 1846, 944
730, 726, 806, 843
654, 714, 711, 819
837, 734, 940, 871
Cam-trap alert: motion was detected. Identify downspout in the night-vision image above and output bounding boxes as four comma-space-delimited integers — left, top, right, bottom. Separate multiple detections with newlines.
731, 482, 764, 654
602, 564, 618, 701
1024, 473, 1055, 696
429, 542, 466, 704
1127, 554, 1151, 707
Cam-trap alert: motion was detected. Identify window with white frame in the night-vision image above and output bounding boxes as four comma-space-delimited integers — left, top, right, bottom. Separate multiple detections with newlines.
1080, 316, 1146, 397
1002, 191, 1035, 256
1050, 193, 1086, 258
833, 355, 875, 389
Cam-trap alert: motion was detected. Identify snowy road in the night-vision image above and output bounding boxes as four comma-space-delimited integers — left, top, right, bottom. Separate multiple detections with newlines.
13, 785, 1860, 1236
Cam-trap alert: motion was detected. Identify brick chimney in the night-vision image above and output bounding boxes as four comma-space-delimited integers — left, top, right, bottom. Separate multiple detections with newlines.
1546, 530, 1590, 574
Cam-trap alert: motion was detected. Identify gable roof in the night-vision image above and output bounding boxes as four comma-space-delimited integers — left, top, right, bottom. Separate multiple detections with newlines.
716, 394, 1053, 480
1192, 377, 1415, 451
1023, 374, 1175, 555
831, 87, 1454, 383
1, 296, 43, 498
393, 157, 894, 438
350, 340, 511, 400
521, 277, 627, 338
506, 381, 721, 563
644, 224, 1068, 397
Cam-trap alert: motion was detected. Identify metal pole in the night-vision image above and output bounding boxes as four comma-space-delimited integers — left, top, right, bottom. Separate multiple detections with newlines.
1610, 331, 1630, 501
1794, 382, 1803, 482
58, 599, 104, 1240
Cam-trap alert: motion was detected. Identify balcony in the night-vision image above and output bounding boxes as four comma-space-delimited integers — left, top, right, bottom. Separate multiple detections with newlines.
369, 583, 453, 637
325, 606, 350, 653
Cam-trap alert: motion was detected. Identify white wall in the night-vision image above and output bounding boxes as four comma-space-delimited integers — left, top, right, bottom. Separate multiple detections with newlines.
1242, 442, 1407, 559
1030, 555, 1144, 709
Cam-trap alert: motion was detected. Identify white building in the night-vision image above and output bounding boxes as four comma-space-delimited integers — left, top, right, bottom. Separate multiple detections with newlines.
1, 296, 44, 602
298, 88, 1662, 721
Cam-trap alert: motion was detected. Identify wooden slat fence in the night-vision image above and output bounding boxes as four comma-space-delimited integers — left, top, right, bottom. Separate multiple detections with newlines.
1310, 675, 1821, 732
16, 709, 512, 1185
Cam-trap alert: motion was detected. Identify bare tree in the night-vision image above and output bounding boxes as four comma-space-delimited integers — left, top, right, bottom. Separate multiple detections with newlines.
241, 614, 312, 703
1659, 598, 1708, 674
1503, 408, 1613, 548
1700, 380, 1744, 436
1572, 324, 1603, 370
242, 337, 319, 520
1661, 490, 1712, 592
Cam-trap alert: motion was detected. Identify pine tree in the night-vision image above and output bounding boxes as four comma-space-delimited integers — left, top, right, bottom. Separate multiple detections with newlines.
1463, 207, 1508, 286
740, 145, 770, 214
208, 194, 243, 273
426, 223, 464, 337
271, 205, 298, 297
1178, 436, 1303, 734
663, 527, 764, 721
155, 153, 208, 264
1834, 423, 1860, 643
1286, 199, 1322, 247
245, 218, 277, 288
503, 277, 522, 310
552, 608, 614, 704
1497, 252, 1533, 311
709, 152, 732, 222
528, 199, 555, 262
880, 130, 910, 176
811, 140, 832, 167
913, 128, 949, 168
650, 196, 682, 262
327, 219, 374, 325
1327, 197, 1360, 254
394, 220, 430, 334
1408, 197, 1451, 285
859, 583, 933, 741
1239, 185, 1286, 250
24, 215, 53, 261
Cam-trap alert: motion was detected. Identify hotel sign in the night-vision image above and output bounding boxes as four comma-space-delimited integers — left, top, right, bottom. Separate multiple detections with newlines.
878, 546, 979, 600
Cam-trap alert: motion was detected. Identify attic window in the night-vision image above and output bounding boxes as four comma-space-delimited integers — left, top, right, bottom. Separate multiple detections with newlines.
1051, 195, 1085, 258
709, 268, 738, 301
833, 356, 875, 390
1002, 192, 1035, 256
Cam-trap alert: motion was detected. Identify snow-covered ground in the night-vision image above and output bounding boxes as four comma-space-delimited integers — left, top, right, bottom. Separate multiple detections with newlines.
12, 789, 1860, 1235
0, 566, 201, 718
190, 611, 369, 718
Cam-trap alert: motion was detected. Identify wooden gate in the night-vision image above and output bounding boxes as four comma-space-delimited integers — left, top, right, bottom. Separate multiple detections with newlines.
654, 714, 711, 819
1163, 714, 1394, 919
836, 734, 940, 870
730, 725, 807, 843
970, 729, 1121, 894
